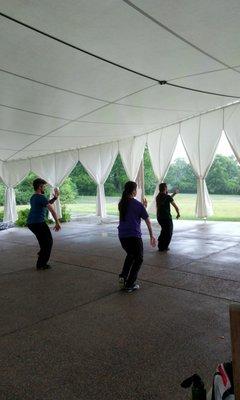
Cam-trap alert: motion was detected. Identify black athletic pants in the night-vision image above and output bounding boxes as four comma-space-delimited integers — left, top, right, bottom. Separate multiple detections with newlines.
157, 218, 173, 251
28, 222, 53, 268
119, 237, 143, 287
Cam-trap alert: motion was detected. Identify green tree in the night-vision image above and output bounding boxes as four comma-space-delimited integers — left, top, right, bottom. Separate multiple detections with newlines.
70, 162, 96, 195
15, 173, 38, 205
59, 177, 78, 203
15, 173, 78, 205
105, 155, 128, 196
207, 155, 240, 194
0, 182, 5, 206
165, 158, 197, 193
4, 154, 240, 207
144, 148, 158, 195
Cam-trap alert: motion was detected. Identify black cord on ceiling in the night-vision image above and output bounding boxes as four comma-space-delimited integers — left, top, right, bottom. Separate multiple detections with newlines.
159, 81, 240, 99
0, 11, 239, 99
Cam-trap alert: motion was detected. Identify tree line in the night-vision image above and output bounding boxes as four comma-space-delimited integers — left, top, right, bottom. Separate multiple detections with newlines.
0, 152, 240, 206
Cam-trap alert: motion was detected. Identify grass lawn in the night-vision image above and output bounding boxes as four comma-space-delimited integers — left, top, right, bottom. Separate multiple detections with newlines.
1, 194, 240, 221
105, 194, 240, 221
156, 194, 240, 221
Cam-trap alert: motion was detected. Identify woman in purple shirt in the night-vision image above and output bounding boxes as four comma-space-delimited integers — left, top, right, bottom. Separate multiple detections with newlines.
118, 181, 156, 293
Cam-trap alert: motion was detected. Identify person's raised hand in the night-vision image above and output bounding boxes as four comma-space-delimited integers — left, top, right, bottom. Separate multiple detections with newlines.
142, 197, 148, 208
173, 188, 179, 195
54, 188, 60, 198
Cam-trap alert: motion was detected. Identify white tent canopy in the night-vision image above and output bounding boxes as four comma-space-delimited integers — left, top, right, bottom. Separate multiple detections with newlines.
0, 1, 240, 222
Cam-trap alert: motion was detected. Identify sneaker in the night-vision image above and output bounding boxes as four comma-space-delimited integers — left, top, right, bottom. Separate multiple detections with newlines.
125, 283, 140, 293
119, 276, 125, 290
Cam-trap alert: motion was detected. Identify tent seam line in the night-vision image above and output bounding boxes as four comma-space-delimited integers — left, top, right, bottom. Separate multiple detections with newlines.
122, 0, 240, 75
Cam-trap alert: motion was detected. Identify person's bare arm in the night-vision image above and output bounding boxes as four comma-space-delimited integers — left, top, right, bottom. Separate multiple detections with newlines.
171, 201, 180, 219
171, 188, 179, 198
47, 204, 61, 231
145, 217, 156, 247
49, 188, 60, 205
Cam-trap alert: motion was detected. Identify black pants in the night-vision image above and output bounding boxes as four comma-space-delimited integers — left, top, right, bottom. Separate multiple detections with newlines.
119, 237, 143, 287
28, 222, 53, 268
157, 218, 173, 251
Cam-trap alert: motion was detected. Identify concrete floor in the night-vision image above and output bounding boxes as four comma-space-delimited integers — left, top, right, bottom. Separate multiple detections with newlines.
0, 219, 239, 399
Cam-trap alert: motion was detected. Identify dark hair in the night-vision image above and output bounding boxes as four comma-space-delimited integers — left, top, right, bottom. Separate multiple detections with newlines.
118, 181, 137, 221
159, 182, 167, 193
33, 178, 47, 191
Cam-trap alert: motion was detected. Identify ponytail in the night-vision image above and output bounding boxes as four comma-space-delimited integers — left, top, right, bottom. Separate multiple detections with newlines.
118, 181, 137, 221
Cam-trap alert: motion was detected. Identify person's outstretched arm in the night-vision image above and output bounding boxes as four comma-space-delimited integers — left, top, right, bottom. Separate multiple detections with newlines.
145, 217, 156, 247
171, 188, 179, 198
47, 204, 61, 231
171, 201, 180, 219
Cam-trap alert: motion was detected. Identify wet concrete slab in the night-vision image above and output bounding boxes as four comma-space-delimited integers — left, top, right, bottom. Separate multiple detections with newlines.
0, 284, 231, 400
0, 220, 239, 399
0, 264, 119, 337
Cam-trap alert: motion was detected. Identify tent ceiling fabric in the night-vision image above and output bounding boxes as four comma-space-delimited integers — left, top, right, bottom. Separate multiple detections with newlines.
0, 0, 240, 161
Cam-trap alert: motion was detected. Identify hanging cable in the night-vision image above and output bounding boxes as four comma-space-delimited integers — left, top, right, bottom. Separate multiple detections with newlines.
0, 12, 240, 99
0, 12, 159, 83
162, 81, 240, 99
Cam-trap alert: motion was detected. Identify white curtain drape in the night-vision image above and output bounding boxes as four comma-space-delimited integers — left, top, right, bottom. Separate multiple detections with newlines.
2, 159, 30, 223
135, 160, 145, 202
31, 150, 78, 218
119, 136, 147, 181
181, 110, 223, 218
78, 142, 118, 218
147, 125, 179, 213
224, 104, 240, 162
119, 135, 147, 201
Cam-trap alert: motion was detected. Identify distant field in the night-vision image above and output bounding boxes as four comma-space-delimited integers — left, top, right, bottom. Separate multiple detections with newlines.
113, 194, 240, 221
1, 194, 240, 221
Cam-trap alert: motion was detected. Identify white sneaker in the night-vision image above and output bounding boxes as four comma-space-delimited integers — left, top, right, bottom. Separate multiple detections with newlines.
126, 283, 140, 293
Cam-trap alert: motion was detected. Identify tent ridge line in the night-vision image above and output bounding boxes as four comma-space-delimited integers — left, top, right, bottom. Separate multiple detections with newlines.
0, 12, 159, 83
168, 63, 240, 83
4, 101, 114, 161
166, 82, 240, 99
0, 95, 235, 129
4, 138, 121, 163
122, 0, 240, 76
0, 103, 71, 121
5, 83, 156, 161
0, 147, 20, 151
2, 62, 239, 105
0, 127, 42, 137
0, 67, 110, 104
2, 10, 239, 100
114, 102, 195, 112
